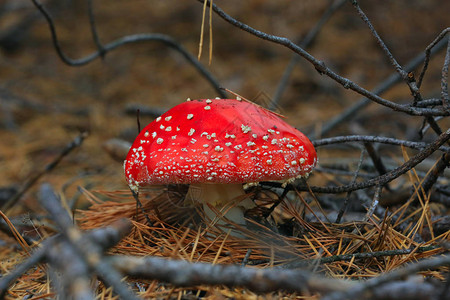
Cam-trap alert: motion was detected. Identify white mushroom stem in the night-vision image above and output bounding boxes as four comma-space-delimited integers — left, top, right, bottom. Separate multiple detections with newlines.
185, 183, 255, 225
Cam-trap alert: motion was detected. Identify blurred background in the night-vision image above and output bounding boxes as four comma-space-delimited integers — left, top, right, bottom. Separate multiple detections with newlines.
0, 0, 449, 213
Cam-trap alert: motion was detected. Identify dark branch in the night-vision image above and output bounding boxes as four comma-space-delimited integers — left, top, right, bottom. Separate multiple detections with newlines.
312, 135, 450, 152
322, 253, 450, 300
31, 0, 226, 98
261, 129, 450, 194
109, 255, 356, 294
201, 0, 448, 116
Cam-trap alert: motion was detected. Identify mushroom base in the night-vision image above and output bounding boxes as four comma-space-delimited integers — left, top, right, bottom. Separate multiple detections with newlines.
185, 183, 254, 226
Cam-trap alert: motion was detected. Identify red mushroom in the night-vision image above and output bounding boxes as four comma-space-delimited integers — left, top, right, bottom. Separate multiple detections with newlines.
124, 98, 317, 229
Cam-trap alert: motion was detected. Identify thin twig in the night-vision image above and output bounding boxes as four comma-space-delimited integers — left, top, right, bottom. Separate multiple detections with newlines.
87, 0, 105, 58
322, 253, 450, 300
284, 245, 439, 268
261, 128, 450, 193
420, 153, 450, 196
313, 135, 450, 152
335, 147, 366, 223
364, 185, 382, 222
31, 0, 226, 98
1, 131, 89, 212
0, 246, 47, 298
351, 0, 422, 103
317, 37, 448, 138
418, 27, 450, 88
200, 0, 448, 116
441, 35, 450, 107
270, 0, 347, 109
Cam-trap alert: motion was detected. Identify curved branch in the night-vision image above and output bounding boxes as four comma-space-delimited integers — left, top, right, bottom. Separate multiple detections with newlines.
31, 0, 226, 98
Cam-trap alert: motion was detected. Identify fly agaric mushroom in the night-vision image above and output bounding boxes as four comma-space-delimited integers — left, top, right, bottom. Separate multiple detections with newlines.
124, 98, 317, 229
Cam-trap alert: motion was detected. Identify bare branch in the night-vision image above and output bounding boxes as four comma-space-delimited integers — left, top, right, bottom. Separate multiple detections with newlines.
418, 27, 450, 88
322, 253, 450, 300
284, 245, 439, 267
31, 0, 226, 98
441, 35, 450, 107
312, 135, 450, 152
200, 0, 448, 116
318, 37, 448, 137
261, 128, 450, 193
350, 0, 422, 103
335, 147, 366, 223
109, 255, 356, 295
38, 184, 139, 300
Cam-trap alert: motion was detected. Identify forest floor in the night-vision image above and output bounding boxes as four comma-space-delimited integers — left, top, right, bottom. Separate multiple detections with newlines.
0, 1, 449, 299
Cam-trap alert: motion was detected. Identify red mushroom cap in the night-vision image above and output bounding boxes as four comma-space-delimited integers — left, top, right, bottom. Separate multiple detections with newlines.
124, 98, 317, 191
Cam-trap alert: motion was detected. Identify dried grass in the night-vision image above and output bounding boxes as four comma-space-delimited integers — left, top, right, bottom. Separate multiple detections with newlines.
2, 181, 447, 299
0, 177, 450, 299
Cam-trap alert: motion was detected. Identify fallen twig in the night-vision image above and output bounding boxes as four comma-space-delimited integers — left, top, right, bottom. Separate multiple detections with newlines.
108, 255, 356, 294
1, 131, 89, 212
31, 0, 226, 97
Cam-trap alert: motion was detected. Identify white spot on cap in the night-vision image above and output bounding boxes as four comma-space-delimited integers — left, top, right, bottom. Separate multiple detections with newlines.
165, 126, 172, 131
144, 131, 149, 137
268, 129, 275, 134
203, 144, 209, 148
214, 146, 223, 152
191, 138, 197, 144
266, 159, 273, 165
225, 142, 232, 146
236, 96, 242, 101
186, 98, 191, 101
156, 117, 161, 122
291, 161, 297, 166
271, 139, 277, 144
188, 128, 195, 136
206, 99, 212, 104
165, 116, 172, 121
171, 135, 177, 140
286, 144, 294, 149
262, 135, 269, 141
156, 138, 164, 144
187, 114, 194, 120
252, 134, 257, 138
160, 124, 165, 130
241, 124, 252, 133
299, 158, 305, 164
152, 132, 157, 138
204, 105, 211, 110
247, 141, 256, 147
